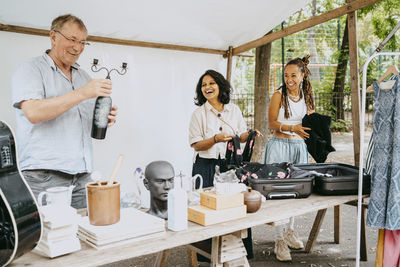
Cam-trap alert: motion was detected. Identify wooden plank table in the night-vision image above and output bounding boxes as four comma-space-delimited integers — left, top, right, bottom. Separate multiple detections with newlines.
11, 194, 363, 267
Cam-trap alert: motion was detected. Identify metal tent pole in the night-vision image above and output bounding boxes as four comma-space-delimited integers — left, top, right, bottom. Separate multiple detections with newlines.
358, 51, 400, 267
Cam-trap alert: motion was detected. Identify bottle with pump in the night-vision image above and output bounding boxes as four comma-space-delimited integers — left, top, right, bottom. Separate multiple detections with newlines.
90, 59, 127, 140
168, 172, 188, 231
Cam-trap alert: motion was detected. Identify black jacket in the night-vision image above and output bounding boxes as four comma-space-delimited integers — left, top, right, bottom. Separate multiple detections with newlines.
302, 113, 335, 163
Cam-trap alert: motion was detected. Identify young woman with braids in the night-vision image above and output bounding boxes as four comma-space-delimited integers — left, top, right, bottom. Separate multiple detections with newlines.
264, 55, 315, 262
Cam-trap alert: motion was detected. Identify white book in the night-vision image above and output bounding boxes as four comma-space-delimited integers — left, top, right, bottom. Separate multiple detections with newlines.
77, 231, 165, 250
78, 225, 165, 245
34, 237, 81, 258
42, 224, 78, 241
44, 213, 81, 229
78, 208, 165, 241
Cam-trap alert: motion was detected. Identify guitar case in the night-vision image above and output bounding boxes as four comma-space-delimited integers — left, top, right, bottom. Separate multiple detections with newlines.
0, 121, 42, 266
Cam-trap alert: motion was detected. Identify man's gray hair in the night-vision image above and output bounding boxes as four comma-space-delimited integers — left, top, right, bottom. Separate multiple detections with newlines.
50, 14, 87, 33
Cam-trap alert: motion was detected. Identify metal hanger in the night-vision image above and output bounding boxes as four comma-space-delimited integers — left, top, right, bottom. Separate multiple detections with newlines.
366, 65, 399, 92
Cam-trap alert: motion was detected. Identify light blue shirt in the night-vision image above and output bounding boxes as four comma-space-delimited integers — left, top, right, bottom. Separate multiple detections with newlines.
11, 52, 95, 174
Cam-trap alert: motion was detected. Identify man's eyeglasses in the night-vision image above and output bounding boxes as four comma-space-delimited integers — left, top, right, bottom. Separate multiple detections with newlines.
55, 30, 90, 46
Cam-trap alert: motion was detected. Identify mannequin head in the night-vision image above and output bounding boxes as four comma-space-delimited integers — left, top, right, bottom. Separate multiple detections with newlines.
143, 161, 174, 219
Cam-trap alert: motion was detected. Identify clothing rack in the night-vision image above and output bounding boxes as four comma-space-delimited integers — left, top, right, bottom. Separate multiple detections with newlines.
358, 51, 400, 267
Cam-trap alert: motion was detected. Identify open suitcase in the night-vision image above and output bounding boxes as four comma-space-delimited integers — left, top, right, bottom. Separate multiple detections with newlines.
248, 175, 314, 199
244, 162, 315, 199
225, 133, 314, 199
295, 163, 370, 195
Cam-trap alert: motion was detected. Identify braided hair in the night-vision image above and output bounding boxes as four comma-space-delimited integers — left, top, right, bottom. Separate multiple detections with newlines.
280, 55, 315, 119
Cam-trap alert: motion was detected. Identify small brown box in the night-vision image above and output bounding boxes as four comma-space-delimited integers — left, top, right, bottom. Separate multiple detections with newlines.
188, 205, 246, 226
200, 191, 244, 210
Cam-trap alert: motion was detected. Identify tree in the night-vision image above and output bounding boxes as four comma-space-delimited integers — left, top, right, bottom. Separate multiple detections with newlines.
253, 37, 272, 162
332, 19, 349, 121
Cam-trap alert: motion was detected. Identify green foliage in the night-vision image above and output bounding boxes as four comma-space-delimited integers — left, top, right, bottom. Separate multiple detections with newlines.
330, 119, 352, 132
359, 0, 400, 51
233, 0, 400, 132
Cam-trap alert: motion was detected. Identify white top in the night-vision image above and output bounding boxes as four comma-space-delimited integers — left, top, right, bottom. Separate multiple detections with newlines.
277, 91, 307, 136
189, 101, 247, 162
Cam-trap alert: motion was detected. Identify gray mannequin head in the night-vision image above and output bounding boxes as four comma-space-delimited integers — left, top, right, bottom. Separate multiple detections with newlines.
143, 161, 174, 219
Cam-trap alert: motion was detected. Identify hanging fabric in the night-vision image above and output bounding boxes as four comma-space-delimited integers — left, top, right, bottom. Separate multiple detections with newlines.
366, 73, 400, 230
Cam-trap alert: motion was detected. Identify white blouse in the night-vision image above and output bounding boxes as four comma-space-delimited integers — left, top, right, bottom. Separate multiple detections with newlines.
277, 91, 307, 136
189, 101, 247, 162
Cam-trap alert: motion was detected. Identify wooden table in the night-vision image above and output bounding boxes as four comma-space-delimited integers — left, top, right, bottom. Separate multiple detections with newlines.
11, 194, 365, 267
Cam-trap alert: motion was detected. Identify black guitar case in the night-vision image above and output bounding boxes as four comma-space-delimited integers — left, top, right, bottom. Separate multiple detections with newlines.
0, 121, 42, 266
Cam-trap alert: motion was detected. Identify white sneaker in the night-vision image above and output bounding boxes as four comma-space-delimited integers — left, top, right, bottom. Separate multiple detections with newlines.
274, 238, 292, 261
284, 229, 304, 249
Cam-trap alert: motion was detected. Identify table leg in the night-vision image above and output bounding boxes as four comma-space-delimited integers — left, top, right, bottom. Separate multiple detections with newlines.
188, 248, 198, 267
334, 205, 341, 244
211, 236, 223, 267
305, 208, 327, 253
154, 250, 168, 267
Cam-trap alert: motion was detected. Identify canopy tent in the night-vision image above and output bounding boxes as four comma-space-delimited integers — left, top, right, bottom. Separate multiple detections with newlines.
0, 0, 310, 201
0, 0, 309, 51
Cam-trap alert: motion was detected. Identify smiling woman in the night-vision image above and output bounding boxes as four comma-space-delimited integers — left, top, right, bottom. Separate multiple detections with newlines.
188, 69, 254, 188
263, 55, 315, 262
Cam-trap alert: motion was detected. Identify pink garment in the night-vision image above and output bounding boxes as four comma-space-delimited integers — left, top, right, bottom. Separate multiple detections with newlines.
383, 229, 400, 267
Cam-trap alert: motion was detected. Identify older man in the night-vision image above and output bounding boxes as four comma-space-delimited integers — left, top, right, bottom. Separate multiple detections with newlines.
11, 14, 117, 209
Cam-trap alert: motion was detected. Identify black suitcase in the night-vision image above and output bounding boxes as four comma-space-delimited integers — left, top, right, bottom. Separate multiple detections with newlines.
248, 175, 314, 199
295, 163, 371, 195
225, 136, 314, 199
244, 162, 315, 199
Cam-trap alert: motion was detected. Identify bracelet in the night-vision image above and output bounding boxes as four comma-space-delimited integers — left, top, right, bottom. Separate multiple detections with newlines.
279, 124, 283, 132
289, 125, 293, 133
213, 134, 217, 143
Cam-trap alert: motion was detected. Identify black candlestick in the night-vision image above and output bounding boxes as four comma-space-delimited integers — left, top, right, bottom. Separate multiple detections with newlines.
90, 59, 127, 140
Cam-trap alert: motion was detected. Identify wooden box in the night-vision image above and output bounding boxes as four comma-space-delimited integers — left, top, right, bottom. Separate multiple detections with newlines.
188, 205, 246, 226
200, 191, 244, 210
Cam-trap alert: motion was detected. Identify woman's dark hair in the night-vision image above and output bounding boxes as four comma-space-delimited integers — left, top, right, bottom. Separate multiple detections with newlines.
194, 70, 231, 106
280, 55, 315, 118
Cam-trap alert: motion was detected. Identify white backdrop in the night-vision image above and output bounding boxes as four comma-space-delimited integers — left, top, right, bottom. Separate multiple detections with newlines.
0, 31, 226, 206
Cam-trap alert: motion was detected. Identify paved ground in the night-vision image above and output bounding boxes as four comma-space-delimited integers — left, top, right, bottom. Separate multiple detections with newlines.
103, 131, 377, 267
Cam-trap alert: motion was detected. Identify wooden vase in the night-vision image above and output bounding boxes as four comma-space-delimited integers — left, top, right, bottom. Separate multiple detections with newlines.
87, 181, 120, 225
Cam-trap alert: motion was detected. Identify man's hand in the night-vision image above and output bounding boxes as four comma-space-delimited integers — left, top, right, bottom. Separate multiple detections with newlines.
78, 79, 112, 100
107, 106, 118, 127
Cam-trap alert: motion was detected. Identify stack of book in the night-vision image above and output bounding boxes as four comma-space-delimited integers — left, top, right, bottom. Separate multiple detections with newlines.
34, 205, 81, 258
188, 189, 246, 226
78, 208, 166, 250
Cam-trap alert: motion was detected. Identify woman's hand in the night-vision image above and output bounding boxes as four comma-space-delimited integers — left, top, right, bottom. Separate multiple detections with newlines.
215, 133, 234, 143
240, 129, 263, 142
253, 129, 263, 137
307, 109, 315, 115
292, 124, 311, 140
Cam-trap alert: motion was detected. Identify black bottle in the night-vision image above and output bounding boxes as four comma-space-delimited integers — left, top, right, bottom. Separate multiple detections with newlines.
91, 95, 112, 140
